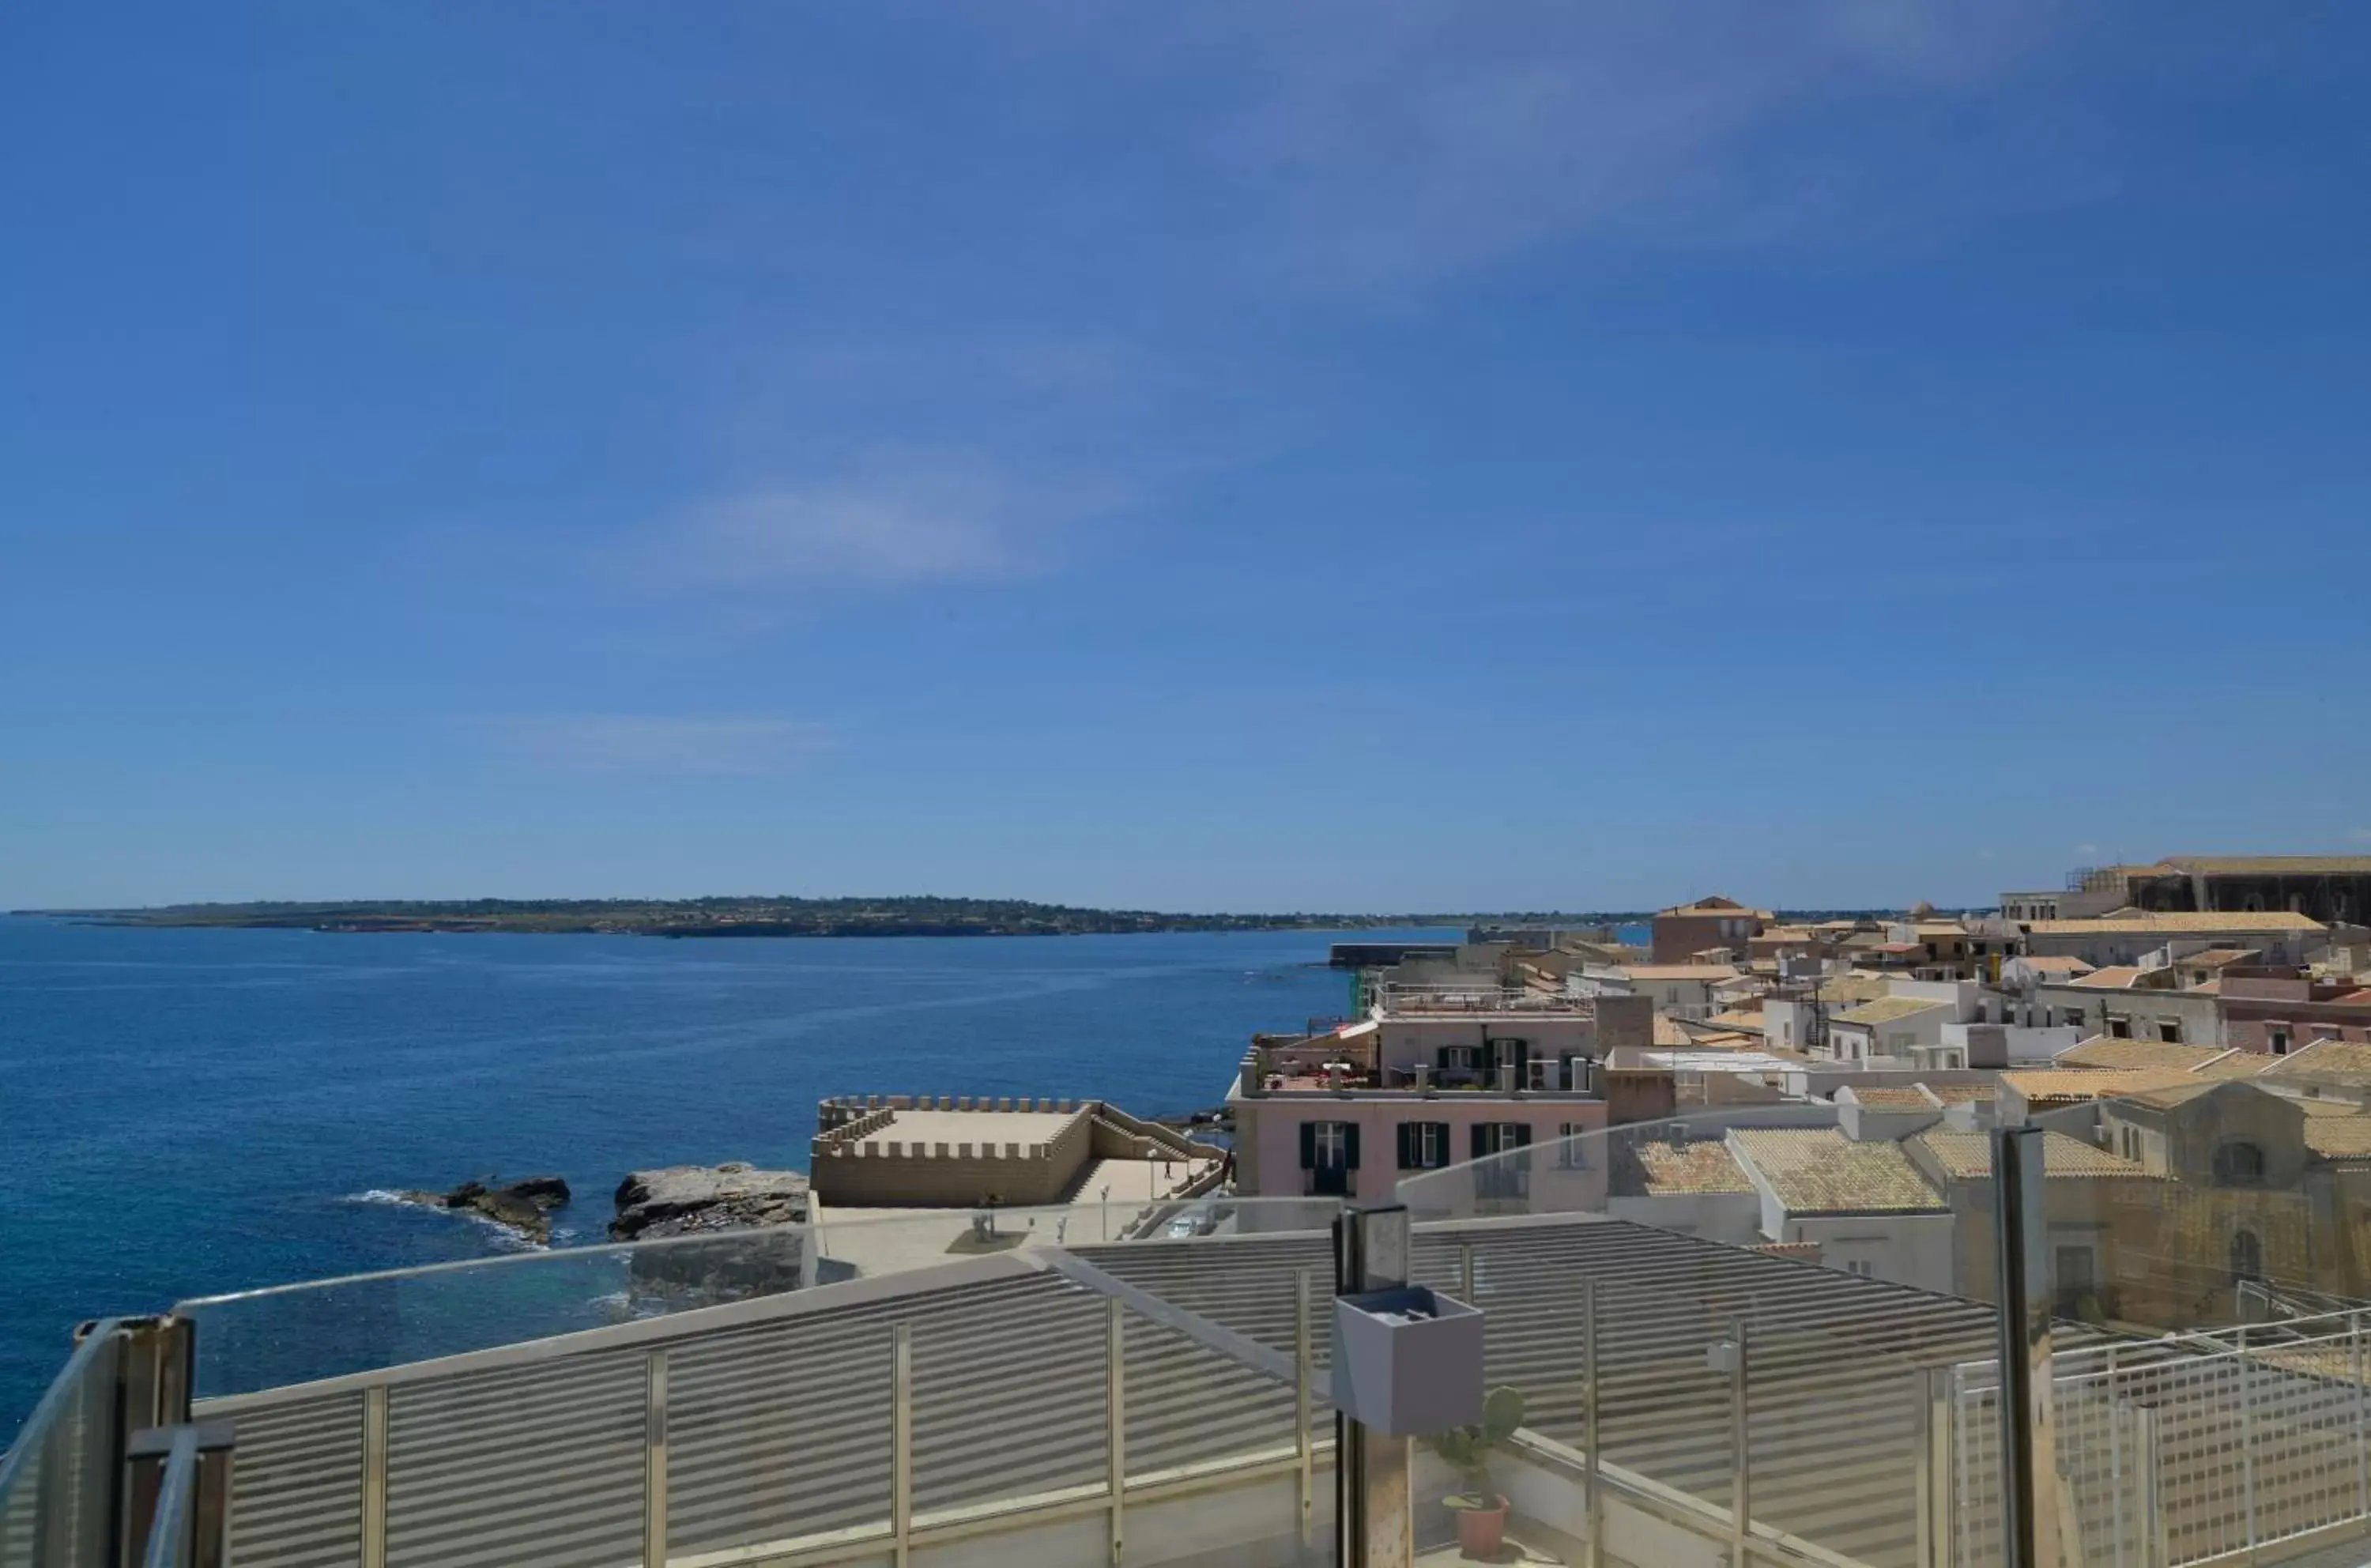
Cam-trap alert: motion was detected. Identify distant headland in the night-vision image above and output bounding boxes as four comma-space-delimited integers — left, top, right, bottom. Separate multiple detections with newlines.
9, 896, 1651, 938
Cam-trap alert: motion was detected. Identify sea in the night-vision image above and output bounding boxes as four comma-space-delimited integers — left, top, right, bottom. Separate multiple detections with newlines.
0, 914, 1476, 1433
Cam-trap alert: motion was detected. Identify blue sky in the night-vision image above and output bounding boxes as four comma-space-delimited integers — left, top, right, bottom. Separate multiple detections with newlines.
5, 2, 2369, 913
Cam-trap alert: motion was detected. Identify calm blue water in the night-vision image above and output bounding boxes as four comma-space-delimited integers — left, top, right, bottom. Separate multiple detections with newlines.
0, 916, 1450, 1430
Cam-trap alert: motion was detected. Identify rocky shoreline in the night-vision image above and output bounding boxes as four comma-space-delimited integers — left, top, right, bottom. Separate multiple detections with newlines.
396, 1175, 573, 1243
387, 1163, 809, 1249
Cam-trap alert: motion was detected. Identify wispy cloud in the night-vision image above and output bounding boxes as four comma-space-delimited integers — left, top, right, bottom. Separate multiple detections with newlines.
2075, 842, 2103, 858
1185, 0, 2067, 288
488, 715, 836, 778
648, 448, 1132, 595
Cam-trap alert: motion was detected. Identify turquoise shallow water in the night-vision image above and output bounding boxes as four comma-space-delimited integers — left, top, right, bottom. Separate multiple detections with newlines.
0, 915, 1445, 1431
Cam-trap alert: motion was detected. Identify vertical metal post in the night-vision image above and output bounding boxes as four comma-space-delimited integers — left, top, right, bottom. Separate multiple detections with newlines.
1106, 1297, 1126, 1567
111, 1317, 192, 1568
1917, 1366, 1954, 1568
1295, 1268, 1314, 1547
1581, 1280, 1601, 1568
192, 1427, 233, 1568
1729, 1316, 1751, 1568
1336, 1205, 1412, 1568
1993, 1126, 2059, 1568
2115, 1337, 2134, 1565
2131, 1405, 2166, 1568
2354, 1316, 2368, 1523
359, 1385, 390, 1568
2237, 1323, 2256, 1560
891, 1323, 912, 1568
642, 1349, 669, 1568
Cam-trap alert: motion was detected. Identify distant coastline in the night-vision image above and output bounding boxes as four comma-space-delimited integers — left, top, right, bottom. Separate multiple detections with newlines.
8, 897, 1648, 940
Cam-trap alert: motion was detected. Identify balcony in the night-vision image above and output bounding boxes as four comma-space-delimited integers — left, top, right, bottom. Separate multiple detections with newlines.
11, 1072, 2371, 1567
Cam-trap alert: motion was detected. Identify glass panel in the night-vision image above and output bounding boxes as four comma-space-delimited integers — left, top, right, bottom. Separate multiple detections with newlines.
1392, 1103, 2009, 1566
2019, 1072, 2371, 1568
0, 1325, 119, 1568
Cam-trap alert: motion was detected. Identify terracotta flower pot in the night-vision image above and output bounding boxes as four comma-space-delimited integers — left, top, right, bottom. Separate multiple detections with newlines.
1456, 1494, 1508, 1559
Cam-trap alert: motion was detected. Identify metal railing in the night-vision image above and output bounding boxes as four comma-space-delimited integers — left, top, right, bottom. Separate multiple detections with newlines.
177, 1206, 1344, 1568
0, 1317, 229, 1568
1947, 1314, 2371, 1567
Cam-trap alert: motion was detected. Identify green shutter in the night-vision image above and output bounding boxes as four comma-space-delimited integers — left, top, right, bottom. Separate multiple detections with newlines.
1344, 1123, 1361, 1170
1299, 1121, 1317, 1170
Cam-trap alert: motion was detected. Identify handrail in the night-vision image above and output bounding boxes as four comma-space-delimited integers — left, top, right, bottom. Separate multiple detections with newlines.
0, 1314, 121, 1498
139, 1426, 200, 1568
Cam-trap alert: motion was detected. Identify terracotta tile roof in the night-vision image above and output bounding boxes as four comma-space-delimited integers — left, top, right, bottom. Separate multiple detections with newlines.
2121, 1081, 2226, 1110
1843, 1086, 1939, 1109
2189, 1051, 2277, 1080
1623, 964, 1743, 982
2178, 949, 2262, 970
1702, 1008, 1766, 1033
1683, 1031, 1758, 1050
1651, 1016, 1693, 1048
1834, 997, 1950, 1027
2024, 913, 2326, 935
2069, 966, 2162, 989
1919, 1082, 1995, 1104
2158, 855, 2371, 876
1915, 1129, 2150, 1181
1657, 897, 1772, 919
2015, 956, 2098, 975
1623, 1139, 1755, 1196
2261, 1041, 2371, 1089
1728, 1129, 1944, 1215
2302, 1115, 2371, 1161
2054, 1037, 2232, 1073
1818, 975, 1894, 1005
2000, 1069, 2199, 1106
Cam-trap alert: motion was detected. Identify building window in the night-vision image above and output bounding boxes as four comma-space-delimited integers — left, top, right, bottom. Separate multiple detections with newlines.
1440, 1046, 1477, 1073
1301, 1121, 1359, 1195
2107, 1017, 2132, 1039
1556, 1123, 1591, 1170
2213, 1140, 2267, 1188
1845, 1259, 1872, 1277
1472, 1123, 1532, 1200
2055, 1246, 2097, 1314
1397, 1121, 1449, 1171
2158, 1019, 2182, 1044
2269, 1027, 2291, 1056
2230, 1228, 2264, 1285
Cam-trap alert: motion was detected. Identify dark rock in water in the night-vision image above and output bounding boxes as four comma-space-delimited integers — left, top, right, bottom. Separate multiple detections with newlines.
609, 1162, 809, 1242
399, 1175, 572, 1243
610, 1163, 816, 1303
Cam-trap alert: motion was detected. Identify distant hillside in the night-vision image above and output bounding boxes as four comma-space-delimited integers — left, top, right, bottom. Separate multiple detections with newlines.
16, 896, 1638, 939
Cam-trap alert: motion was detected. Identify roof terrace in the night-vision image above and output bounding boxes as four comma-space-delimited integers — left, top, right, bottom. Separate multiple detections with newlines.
12, 1080, 2371, 1568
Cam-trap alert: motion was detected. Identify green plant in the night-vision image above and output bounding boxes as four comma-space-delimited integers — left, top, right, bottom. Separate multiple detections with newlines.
1425, 1385, 1526, 1508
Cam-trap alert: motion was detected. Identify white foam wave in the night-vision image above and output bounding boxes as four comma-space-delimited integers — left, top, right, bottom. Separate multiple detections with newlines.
340, 1189, 548, 1251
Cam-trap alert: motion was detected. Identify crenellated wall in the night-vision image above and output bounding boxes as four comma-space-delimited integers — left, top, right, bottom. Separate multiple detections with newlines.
810, 1096, 1223, 1208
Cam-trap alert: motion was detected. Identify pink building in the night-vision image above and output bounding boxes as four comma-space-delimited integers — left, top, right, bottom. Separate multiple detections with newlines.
2218, 973, 2371, 1056
1227, 988, 1656, 1205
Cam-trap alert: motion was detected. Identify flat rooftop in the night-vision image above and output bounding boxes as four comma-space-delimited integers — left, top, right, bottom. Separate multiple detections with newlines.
857, 1107, 1080, 1149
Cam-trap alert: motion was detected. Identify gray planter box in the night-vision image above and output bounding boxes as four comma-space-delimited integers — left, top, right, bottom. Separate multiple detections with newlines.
1330, 1286, 1483, 1437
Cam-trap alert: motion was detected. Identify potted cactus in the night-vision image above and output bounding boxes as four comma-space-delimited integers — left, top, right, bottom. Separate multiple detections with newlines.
1425, 1385, 1525, 1559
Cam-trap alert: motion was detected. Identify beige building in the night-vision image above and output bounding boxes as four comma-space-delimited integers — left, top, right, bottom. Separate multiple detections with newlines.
810, 1095, 1222, 1208
1650, 895, 1770, 963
